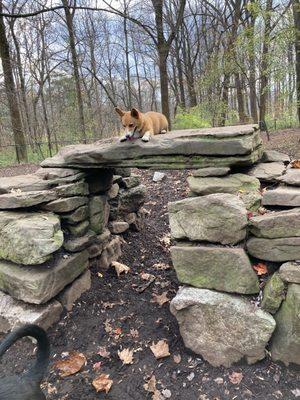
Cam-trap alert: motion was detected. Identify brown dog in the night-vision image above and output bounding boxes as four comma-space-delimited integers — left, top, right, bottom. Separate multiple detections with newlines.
115, 107, 168, 142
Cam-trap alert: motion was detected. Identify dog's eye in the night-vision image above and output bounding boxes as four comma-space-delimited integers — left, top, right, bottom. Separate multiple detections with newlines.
129, 124, 134, 127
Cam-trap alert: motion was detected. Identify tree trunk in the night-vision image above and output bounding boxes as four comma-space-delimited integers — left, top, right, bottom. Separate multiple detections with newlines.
175, 35, 186, 109
293, 0, 300, 125
158, 48, 171, 125
220, 74, 230, 126
248, 11, 258, 123
235, 73, 246, 123
0, 1, 27, 162
123, 4, 132, 109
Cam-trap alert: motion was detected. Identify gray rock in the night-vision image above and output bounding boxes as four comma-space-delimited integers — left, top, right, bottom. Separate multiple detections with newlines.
249, 209, 300, 238
124, 212, 137, 225
122, 175, 140, 189
0, 211, 63, 265
193, 167, 230, 177
89, 195, 107, 216
107, 183, 119, 199
248, 162, 286, 182
98, 236, 123, 271
171, 246, 259, 294
35, 167, 83, 180
89, 196, 110, 234
261, 273, 286, 314
240, 191, 262, 211
0, 251, 89, 304
279, 262, 300, 283
87, 229, 111, 259
262, 186, 300, 207
43, 196, 88, 213
262, 150, 290, 163
108, 221, 129, 234
55, 180, 89, 197
86, 169, 113, 194
247, 237, 300, 262
0, 292, 62, 333
58, 270, 91, 311
67, 220, 90, 237
0, 174, 54, 194
170, 287, 276, 367
64, 231, 95, 252
168, 194, 247, 245
60, 205, 89, 225
153, 172, 166, 182
114, 168, 131, 177
0, 190, 57, 209
119, 185, 146, 213
277, 169, 300, 186
271, 284, 300, 365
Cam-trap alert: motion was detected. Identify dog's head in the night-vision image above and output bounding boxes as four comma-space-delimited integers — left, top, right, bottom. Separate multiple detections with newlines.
115, 107, 141, 139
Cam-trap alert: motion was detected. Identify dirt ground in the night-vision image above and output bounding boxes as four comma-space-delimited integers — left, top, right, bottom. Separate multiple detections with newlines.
0, 129, 300, 400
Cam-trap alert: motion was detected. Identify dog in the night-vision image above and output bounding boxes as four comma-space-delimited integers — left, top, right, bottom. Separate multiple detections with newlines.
0, 324, 50, 400
115, 107, 168, 142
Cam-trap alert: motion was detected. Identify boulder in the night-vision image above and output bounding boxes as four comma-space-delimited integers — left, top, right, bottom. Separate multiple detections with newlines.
171, 246, 259, 294
0, 174, 54, 194
60, 205, 89, 225
248, 162, 286, 182
261, 273, 286, 314
108, 221, 129, 234
193, 167, 230, 177
261, 150, 290, 163
58, 270, 91, 311
0, 251, 89, 304
67, 220, 89, 237
0, 211, 63, 265
170, 287, 276, 367
271, 284, 300, 365
107, 183, 119, 199
0, 292, 62, 333
89, 195, 107, 216
249, 209, 300, 238
168, 194, 247, 245
247, 237, 300, 262
119, 185, 146, 213
122, 175, 140, 189
89, 196, 110, 234
277, 169, 300, 186
262, 186, 300, 207
43, 196, 88, 213
279, 262, 300, 283
55, 180, 89, 197
0, 190, 57, 209
64, 231, 95, 252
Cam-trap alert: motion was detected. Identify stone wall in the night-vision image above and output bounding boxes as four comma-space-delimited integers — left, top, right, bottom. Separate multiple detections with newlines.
0, 167, 146, 332
169, 150, 300, 367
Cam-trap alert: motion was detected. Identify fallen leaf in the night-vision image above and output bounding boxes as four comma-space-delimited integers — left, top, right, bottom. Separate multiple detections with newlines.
97, 346, 110, 358
214, 377, 224, 385
130, 328, 139, 338
253, 263, 268, 275
104, 319, 112, 333
140, 272, 155, 281
229, 371, 244, 385
93, 362, 102, 371
112, 261, 130, 278
292, 389, 300, 398
153, 262, 171, 270
291, 160, 300, 169
143, 375, 162, 399
160, 235, 171, 247
118, 348, 134, 365
151, 292, 170, 306
150, 340, 170, 359
92, 374, 113, 393
54, 352, 86, 377
114, 327, 122, 336
173, 354, 181, 364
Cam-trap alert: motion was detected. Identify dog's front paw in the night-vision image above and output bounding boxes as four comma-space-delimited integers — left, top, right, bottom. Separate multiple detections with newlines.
141, 133, 151, 142
119, 136, 127, 142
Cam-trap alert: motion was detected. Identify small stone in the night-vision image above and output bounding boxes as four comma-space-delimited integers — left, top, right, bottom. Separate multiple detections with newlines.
279, 262, 300, 283
67, 220, 90, 237
60, 206, 89, 225
43, 196, 88, 213
153, 172, 166, 182
0, 292, 63, 333
122, 175, 140, 189
277, 168, 300, 186
55, 180, 89, 197
193, 167, 230, 177
0, 190, 57, 209
247, 237, 300, 262
107, 183, 119, 199
262, 186, 300, 207
262, 150, 290, 163
261, 272, 286, 314
248, 162, 286, 182
162, 388, 172, 398
124, 212, 137, 225
58, 270, 91, 311
108, 221, 129, 234
64, 231, 95, 252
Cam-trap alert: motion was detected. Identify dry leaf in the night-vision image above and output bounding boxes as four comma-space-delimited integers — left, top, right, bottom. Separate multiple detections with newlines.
160, 235, 171, 247
97, 346, 110, 358
93, 362, 102, 371
114, 327, 122, 336
104, 319, 112, 333
92, 374, 113, 393
143, 375, 157, 393
130, 328, 139, 338
173, 354, 181, 364
253, 263, 268, 275
150, 340, 170, 359
151, 292, 170, 307
118, 348, 134, 365
153, 262, 171, 270
112, 261, 130, 278
291, 160, 300, 169
229, 371, 244, 385
140, 272, 155, 281
54, 352, 86, 377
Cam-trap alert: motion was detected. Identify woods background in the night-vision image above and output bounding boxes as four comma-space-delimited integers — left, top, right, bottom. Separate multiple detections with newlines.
0, 0, 298, 164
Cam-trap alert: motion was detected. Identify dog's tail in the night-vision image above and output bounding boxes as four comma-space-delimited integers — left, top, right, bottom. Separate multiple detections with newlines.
0, 324, 50, 383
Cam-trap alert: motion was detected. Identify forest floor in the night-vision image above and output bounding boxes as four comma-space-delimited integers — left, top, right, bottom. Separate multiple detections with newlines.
0, 128, 299, 400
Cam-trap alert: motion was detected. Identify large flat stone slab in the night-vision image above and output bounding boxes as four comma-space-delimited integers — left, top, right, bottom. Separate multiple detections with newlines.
262, 186, 300, 207
168, 194, 247, 245
261, 150, 290, 163
0, 211, 63, 265
0, 190, 57, 209
193, 167, 230, 177
277, 169, 300, 186
171, 246, 259, 294
55, 180, 89, 197
248, 162, 286, 182
43, 196, 88, 213
249, 209, 300, 238
0, 174, 55, 194
170, 287, 276, 367
40, 125, 262, 170
247, 237, 300, 262
0, 251, 89, 304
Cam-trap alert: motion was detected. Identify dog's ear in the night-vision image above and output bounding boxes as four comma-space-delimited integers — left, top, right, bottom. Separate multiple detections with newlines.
131, 108, 140, 119
115, 107, 125, 117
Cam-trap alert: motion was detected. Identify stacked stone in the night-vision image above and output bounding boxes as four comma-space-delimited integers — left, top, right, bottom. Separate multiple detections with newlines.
0, 166, 145, 332
169, 149, 300, 367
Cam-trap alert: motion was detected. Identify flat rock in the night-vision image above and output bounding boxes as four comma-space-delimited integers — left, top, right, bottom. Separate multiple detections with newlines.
43, 196, 88, 213
277, 168, 300, 186
58, 270, 91, 311
0, 190, 57, 209
55, 180, 89, 197
193, 167, 230, 177
247, 237, 300, 262
271, 284, 300, 365
248, 162, 286, 182
119, 185, 146, 213
89, 196, 110, 234
60, 205, 89, 225
0, 211, 63, 265
168, 194, 247, 245
35, 167, 83, 180
249, 209, 300, 238
64, 231, 95, 252
261, 273, 286, 314
0, 174, 54, 194
279, 262, 300, 283
262, 150, 290, 163
108, 221, 129, 234
67, 220, 90, 237
171, 246, 259, 294
0, 292, 62, 333
170, 287, 276, 367
262, 186, 300, 207
0, 251, 89, 304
